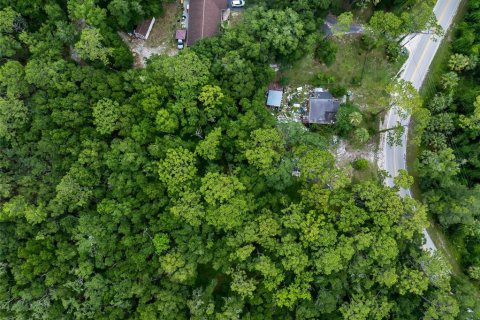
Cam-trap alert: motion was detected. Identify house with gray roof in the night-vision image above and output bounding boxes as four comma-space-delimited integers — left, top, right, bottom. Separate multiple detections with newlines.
307, 90, 340, 124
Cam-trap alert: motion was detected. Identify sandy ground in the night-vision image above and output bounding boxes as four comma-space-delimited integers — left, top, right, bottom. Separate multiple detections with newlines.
334, 138, 377, 169
119, 32, 178, 68
376, 117, 386, 171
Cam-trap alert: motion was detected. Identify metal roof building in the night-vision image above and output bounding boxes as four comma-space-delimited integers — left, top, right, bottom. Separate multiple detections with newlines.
266, 83, 283, 108
308, 91, 340, 124
267, 90, 283, 108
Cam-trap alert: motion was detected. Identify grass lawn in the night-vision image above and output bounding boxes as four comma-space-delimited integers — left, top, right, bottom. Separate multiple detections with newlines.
146, 2, 180, 48
351, 159, 378, 183
281, 36, 405, 114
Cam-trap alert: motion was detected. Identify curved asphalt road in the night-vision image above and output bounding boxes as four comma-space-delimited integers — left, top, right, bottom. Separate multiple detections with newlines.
383, 0, 461, 251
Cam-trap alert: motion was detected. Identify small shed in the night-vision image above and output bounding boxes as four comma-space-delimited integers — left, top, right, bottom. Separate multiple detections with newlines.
134, 18, 156, 40
308, 90, 340, 124
266, 83, 283, 108
176, 29, 187, 40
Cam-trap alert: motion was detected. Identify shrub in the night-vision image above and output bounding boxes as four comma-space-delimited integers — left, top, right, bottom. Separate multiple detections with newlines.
353, 158, 369, 170
314, 38, 338, 67
335, 103, 361, 136
350, 75, 361, 86
385, 40, 401, 62
280, 76, 290, 86
330, 84, 347, 97
104, 30, 134, 70
311, 72, 335, 87
360, 34, 377, 52
353, 128, 370, 145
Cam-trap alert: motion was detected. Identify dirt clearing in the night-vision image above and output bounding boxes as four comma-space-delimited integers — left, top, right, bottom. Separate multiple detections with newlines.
120, 3, 180, 68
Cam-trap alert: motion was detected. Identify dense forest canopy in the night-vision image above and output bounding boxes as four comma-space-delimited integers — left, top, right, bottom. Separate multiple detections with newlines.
0, 0, 468, 319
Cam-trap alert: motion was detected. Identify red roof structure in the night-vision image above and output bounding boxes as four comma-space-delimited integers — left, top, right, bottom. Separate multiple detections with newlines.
187, 0, 227, 46
176, 29, 187, 40
268, 82, 283, 91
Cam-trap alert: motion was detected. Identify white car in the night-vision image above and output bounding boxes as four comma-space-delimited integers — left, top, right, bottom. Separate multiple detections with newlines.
177, 39, 185, 50
231, 0, 244, 7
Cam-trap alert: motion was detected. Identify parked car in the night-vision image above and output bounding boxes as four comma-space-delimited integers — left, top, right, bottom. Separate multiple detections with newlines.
177, 39, 185, 49
231, 0, 244, 7
175, 29, 187, 50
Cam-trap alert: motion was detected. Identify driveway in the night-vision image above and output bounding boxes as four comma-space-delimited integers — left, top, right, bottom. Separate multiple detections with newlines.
383, 0, 461, 251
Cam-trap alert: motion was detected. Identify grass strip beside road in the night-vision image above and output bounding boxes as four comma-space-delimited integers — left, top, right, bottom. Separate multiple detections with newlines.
419, 0, 469, 99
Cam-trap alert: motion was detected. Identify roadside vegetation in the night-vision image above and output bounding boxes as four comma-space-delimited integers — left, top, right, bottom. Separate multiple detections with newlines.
414, 0, 480, 317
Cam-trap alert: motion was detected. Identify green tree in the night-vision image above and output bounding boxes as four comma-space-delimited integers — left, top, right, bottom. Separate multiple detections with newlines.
158, 147, 198, 195
314, 38, 337, 66
386, 79, 423, 119
468, 266, 480, 280
198, 85, 224, 121
245, 128, 284, 175
353, 158, 369, 170
200, 172, 248, 230
423, 291, 460, 320
353, 127, 370, 144
459, 96, 480, 132
230, 270, 257, 299
332, 12, 353, 37
349, 111, 363, 127
417, 148, 459, 187
92, 98, 120, 135
156, 109, 179, 133
368, 11, 404, 40
399, 1, 444, 42
441, 71, 459, 92
448, 53, 471, 72
0, 61, 29, 98
0, 97, 28, 142
336, 103, 361, 136
196, 127, 222, 160
153, 233, 170, 254
74, 28, 113, 64
394, 169, 414, 189
0, 7, 18, 33
297, 148, 335, 183
149, 51, 210, 101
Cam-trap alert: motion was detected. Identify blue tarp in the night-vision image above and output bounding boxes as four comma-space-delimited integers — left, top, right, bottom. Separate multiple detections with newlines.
267, 90, 282, 107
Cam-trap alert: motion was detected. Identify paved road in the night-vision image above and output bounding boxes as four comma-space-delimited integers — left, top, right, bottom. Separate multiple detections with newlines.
383, 0, 461, 251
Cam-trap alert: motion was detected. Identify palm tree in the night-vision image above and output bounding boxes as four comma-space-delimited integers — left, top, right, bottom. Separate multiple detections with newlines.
348, 112, 363, 127
354, 128, 370, 144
